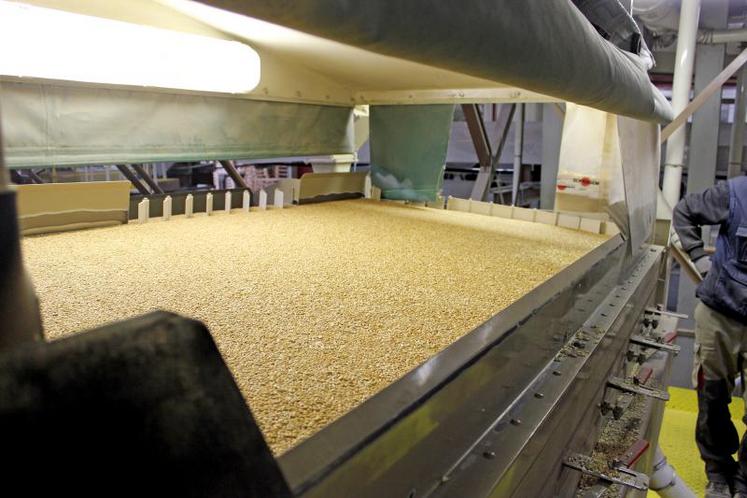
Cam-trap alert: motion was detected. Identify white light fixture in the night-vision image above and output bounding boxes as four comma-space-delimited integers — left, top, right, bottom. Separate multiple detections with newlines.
0, 1, 261, 93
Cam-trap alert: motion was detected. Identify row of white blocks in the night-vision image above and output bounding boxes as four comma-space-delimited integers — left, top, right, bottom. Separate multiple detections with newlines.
444, 196, 610, 235
137, 189, 283, 224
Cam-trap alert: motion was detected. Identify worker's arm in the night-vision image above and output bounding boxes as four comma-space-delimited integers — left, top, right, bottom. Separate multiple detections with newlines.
672, 181, 729, 274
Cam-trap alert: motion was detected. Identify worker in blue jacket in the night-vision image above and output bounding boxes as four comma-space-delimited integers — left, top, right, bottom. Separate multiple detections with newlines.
673, 176, 747, 498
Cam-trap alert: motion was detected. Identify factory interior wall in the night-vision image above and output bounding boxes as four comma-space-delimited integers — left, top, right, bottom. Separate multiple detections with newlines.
0, 80, 355, 168
556, 104, 625, 215
369, 104, 454, 202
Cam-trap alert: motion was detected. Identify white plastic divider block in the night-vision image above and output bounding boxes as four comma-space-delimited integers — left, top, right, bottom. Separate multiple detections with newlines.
490, 204, 513, 219
225, 191, 232, 213
370, 186, 382, 201
259, 189, 267, 210
446, 196, 470, 212
557, 213, 581, 230
364, 175, 372, 199
274, 189, 284, 209
206, 192, 213, 216
535, 210, 558, 226
512, 207, 537, 222
579, 217, 602, 234
604, 222, 621, 235
469, 200, 492, 215
185, 194, 194, 218
137, 198, 149, 224
162, 195, 172, 221
427, 194, 446, 209
242, 190, 251, 212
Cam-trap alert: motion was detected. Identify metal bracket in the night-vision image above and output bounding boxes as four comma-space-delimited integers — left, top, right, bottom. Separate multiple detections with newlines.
563, 454, 649, 491
644, 307, 687, 319
629, 335, 681, 355
607, 377, 670, 401
634, 366, 653, 386
616, 439, 650, 469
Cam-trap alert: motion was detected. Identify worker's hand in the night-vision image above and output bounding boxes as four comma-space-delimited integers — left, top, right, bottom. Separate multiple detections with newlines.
694, 255, 712, 277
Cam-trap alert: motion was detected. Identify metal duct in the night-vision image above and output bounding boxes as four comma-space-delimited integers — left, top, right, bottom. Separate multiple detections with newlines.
700, 27, 747, 44
199, 0, 673, 123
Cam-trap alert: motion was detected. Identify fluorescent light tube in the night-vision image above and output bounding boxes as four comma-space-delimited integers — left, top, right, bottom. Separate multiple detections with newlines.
0, 1, 260, 93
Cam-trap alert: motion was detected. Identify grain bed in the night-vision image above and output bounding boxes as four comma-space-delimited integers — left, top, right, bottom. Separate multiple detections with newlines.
22, 199, 607, 453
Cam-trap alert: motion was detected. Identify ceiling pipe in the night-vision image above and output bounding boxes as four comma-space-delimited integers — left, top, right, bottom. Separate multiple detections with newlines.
700, 27, 747, 44
635, 0, 747, 45
662, 0, 700, 209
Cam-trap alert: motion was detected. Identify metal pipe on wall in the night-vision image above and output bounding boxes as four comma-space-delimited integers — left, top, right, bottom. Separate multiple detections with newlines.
729, 57, 747, 179
662, 0, 701, 209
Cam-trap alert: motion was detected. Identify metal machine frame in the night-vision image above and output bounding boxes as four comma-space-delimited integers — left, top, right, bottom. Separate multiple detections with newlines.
274, 235, 673, 497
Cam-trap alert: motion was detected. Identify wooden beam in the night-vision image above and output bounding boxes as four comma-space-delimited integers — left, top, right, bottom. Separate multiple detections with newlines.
661, 46, 747, 143
670, 242, 704, 285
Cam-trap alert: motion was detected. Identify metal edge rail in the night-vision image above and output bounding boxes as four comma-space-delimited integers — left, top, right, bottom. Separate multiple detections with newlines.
428, 246, 664, 496
279, 235, 627, 494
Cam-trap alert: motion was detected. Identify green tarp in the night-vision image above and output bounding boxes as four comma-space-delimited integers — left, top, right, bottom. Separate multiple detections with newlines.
370, 105, 454, 202
0, 80, 354, 168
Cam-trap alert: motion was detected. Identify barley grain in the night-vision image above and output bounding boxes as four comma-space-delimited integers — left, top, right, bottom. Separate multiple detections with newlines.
22, 199, 607, 454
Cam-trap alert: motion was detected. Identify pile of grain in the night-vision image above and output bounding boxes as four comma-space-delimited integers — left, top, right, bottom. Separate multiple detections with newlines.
22, 199, 607, 453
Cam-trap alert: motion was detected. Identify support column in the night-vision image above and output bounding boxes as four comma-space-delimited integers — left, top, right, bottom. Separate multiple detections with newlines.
27, 170, 44, 184
511, 104, 525, 206
729, 58, 747, 179
464, 103, 494, 202
540, 103, 563, 210
219, 160, 250, 190
132, 164, 165, 194
676, 0, 728, 334
662, 0, 701, 208
462, 104, 492, 169
116, 165, 150, 196
470, 104, 515, 202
